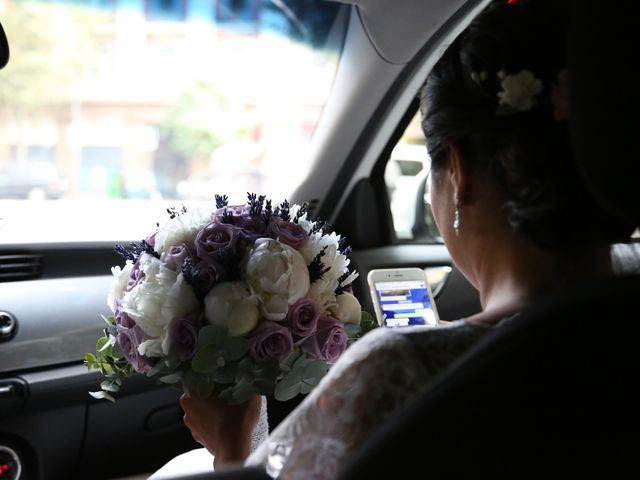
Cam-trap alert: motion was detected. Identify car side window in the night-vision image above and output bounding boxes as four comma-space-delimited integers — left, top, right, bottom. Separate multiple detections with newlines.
384, 111, 441, 243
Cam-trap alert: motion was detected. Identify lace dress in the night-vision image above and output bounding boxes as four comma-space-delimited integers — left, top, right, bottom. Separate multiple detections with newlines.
245, 319, 491, 479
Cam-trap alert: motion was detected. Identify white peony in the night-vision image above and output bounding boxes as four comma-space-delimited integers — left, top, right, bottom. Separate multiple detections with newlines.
330, 292, 362, 325
245, 238, 310, 321
154, 207, 212, 256
107, 260, 134, 312
204, 281, 259, 336
122, 253, 198, 340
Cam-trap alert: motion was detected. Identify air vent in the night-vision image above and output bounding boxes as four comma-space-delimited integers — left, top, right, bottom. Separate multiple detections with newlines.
0, 253, 44, 282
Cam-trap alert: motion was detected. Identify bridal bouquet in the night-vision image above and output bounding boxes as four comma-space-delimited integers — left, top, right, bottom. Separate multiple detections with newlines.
85, 194, 376, 404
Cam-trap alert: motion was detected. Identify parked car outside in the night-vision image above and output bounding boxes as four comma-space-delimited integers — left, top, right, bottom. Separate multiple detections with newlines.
0, 161, 68, 200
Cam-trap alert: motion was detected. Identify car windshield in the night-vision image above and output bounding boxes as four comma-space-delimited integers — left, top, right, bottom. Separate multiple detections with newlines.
0, 0, 347, 244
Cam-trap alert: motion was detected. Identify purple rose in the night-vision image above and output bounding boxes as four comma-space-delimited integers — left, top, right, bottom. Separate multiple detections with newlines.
116, 324, 153, 374
247, 320, 294, 363
301, 314, 348, 363
126, 261, 145, 291
214, 204, 251, 223
283, 298, 320, 337
168, 312, 201, 361
114, 299, 136, 329
191, 256, 227, 295
267, 217, 308, 250
195, 222, 237, 260
236, 216, 268, 246
164, 242, 195, 271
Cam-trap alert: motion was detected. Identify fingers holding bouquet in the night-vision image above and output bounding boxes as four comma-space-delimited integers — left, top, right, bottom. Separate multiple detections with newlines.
180, 392, 263, 467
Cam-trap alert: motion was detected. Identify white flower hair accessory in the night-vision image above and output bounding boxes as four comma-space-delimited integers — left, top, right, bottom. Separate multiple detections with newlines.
470, 67, 569, 121
496, 69, 543, 114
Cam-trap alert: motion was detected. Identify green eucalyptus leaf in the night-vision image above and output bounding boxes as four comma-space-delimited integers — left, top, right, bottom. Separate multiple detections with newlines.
159, 373, 183, 384
344, 323, 361, 339
252, 378, 277, 395
230, 375, 257, 404
196, 378, 215, 398
89, 390, 115, 402
218, 335, 249, 361
213, 368, 236, 385
192, 344, 221, 374
303, 360, 330, 381
96, 336, 109, 351
100, 381, 120, 393
360, 310, 378, 334
300, 382, 314, 395
146, 362, 165, 377
274, 379, 301, 401
198, 325, 225, 349
106, 324, 118, 338
275, 364, 304, 393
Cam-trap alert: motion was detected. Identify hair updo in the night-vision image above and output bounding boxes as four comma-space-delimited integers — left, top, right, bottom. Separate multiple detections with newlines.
420, 0, 634, 249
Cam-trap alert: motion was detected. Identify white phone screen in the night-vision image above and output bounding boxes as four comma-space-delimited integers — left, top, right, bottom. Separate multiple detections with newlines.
374, 279, 437, 327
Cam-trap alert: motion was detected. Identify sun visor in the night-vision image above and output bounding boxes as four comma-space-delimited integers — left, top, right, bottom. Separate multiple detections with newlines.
333, 0, 468, 64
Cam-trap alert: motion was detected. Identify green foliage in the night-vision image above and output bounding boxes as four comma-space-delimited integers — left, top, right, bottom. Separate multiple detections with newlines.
84, 316, 133, 402
86, 309, 377, 404
359, 310, 379, 335
274, 352, 330, 401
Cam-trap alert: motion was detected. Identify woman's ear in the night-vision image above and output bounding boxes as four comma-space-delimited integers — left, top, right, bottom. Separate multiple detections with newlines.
445, 143, 471, 205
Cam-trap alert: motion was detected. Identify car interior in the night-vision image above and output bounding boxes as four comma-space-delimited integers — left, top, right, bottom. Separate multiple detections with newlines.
0, 0, 638, 479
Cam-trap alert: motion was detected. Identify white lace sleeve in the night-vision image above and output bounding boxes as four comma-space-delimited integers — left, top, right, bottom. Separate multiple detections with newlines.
251, 395, 269, 451
246, 327, 432, 479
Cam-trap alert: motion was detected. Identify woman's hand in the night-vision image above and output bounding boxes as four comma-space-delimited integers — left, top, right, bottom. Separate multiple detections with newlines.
180, 393, 263, 470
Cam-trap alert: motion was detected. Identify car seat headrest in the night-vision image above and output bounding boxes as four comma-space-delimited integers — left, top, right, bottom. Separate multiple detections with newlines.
568, 1, 640, 227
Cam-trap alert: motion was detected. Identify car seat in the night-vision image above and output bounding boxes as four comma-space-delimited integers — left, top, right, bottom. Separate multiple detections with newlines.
338, 274, 640, 478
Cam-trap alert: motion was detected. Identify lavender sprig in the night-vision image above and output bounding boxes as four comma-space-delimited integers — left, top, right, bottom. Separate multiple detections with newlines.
338, 236, 352, 256
181, 257, 195, 287
310, 220, 331, 236
114, 239, 160, 262
247, 193, 266, 217
262, 199, 273, 223
221, 209, 234, 224
279, 200, 290, 222
293, 203, 308, 224
335, 271, 352, 295
308, 246, 331, 283
215, 194, 229, 209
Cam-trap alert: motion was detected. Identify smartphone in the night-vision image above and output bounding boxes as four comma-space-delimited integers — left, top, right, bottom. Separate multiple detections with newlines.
367, 268, 439, 327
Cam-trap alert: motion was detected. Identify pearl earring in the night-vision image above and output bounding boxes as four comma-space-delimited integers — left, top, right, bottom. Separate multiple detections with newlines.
453, 205, 460, 235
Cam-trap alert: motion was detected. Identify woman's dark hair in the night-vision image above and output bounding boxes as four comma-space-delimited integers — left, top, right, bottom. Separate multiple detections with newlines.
420, 0, 634, 249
